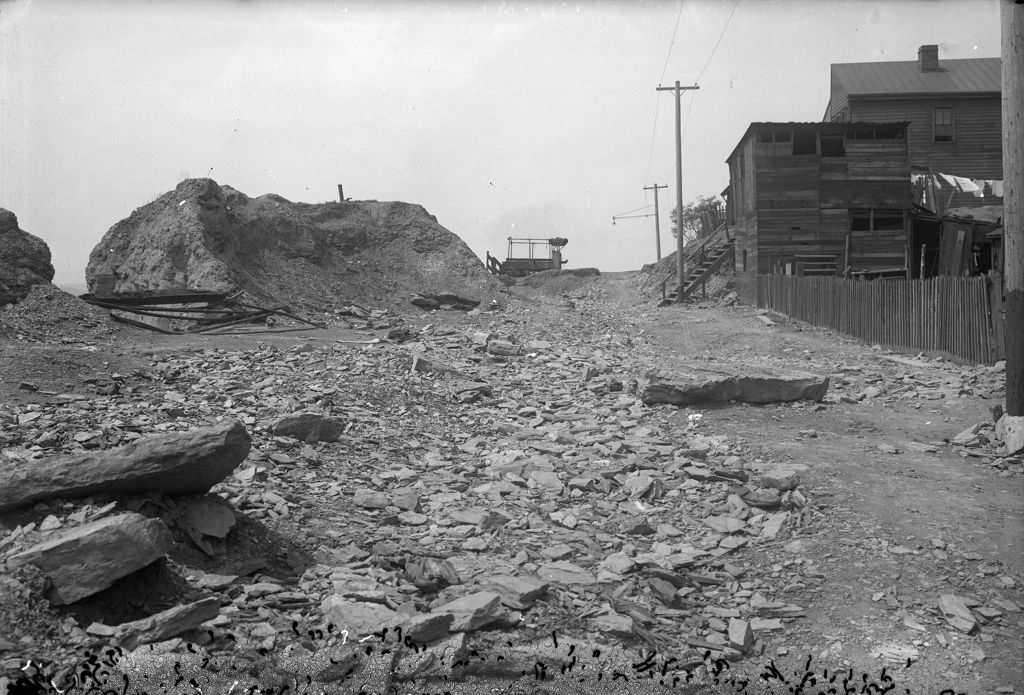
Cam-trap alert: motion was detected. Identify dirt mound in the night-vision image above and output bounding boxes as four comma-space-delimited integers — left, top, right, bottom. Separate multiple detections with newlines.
0, 208, 55, 306
85, 179, 506, 312
0, 283, 129, 344
512, 267, 600, 293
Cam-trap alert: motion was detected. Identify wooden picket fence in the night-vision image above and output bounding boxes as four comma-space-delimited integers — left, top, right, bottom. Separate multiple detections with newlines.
757, 274, 1004, 364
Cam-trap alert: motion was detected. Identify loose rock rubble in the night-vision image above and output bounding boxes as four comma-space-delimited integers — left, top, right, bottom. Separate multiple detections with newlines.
0, 273, 1020, 693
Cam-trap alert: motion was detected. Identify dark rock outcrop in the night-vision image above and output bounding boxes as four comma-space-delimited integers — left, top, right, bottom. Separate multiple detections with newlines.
0, 208, 55, 305
85, 179, 504, 310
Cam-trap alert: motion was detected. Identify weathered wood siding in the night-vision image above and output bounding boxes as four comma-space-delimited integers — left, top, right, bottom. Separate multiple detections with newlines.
728, 137, 759, 287
849, 95, 1002, 208
751, 132, 909, 273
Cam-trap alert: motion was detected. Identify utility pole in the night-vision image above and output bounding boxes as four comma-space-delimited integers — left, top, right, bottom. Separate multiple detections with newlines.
643, 183, 668, 260
657, 80, 700, 302
1002, 0, 1024, 453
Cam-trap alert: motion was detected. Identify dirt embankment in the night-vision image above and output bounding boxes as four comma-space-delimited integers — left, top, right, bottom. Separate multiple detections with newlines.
85, 179, 506, 313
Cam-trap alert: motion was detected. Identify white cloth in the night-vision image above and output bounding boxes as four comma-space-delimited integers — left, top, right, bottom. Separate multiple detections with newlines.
990, 180, 1004, 197
953, 176, 980, 193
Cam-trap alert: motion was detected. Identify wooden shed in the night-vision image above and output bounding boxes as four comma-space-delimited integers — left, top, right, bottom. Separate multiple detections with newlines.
725, 121, 913, 300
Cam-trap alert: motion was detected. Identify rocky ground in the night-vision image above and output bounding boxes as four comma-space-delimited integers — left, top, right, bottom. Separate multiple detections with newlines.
0, 271, 1021, 694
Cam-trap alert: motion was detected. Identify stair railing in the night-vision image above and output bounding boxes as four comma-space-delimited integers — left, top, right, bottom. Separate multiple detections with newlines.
655, 221, 733, 302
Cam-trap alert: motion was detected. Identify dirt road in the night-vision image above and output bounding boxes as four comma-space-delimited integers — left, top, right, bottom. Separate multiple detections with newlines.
615, 270, 1024, 692
1, 272, 1021, 693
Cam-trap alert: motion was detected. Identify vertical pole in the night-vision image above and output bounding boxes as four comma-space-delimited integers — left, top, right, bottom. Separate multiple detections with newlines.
653, 186, 662, 261
1002, 0, 1024, 451
644, 183, 667, 261
657, 81, 699, 302
674, 81, 685, 301
337, 184, 344, 202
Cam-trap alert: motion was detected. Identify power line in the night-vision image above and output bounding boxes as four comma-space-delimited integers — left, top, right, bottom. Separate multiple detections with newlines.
644, 0, 686, 187
696, 0, 740, 84
612, 203, 655, 218
658, 0, 686, 86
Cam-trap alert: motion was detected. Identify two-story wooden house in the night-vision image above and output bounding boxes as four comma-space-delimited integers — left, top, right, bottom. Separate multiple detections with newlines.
725, 121, 912, 300
824, 45, 1001, 210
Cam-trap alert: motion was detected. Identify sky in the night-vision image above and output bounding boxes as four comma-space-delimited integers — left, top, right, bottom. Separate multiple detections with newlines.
0, 0, 1003, 289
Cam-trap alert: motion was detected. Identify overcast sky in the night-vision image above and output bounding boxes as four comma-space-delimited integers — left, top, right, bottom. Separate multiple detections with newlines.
0, 0, 1002, 288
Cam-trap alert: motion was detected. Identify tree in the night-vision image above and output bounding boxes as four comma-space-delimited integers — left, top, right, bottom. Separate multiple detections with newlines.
671, 194, 725, 245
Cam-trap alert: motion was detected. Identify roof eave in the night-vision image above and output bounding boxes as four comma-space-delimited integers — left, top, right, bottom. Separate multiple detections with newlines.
847, 91, 1001, 100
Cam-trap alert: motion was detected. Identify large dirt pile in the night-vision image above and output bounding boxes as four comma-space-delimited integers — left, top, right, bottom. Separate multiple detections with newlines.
0, 208, 55, 306
85, 179, 504, 311
0, 284, 128, 344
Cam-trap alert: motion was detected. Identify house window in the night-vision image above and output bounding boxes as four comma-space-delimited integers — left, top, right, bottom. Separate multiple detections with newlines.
850, 209, 904, 232
934, 107, 954, 142
820, 135, 845, 157
873, 210, 904, 230
793, 130, 817, 155
851, 210, 871, 232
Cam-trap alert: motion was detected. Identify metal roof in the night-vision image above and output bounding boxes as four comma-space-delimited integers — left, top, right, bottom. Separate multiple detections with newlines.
831, 57, 1001, 97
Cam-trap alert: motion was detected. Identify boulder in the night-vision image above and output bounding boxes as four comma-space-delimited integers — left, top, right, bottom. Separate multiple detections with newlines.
639, 364, 828, 406
997, 414, 1024, 455
0, 208, 55, 305
84, 179, 506, 311
8, 513, 173, 605
271, 412, 346, 442
0, 420, 251, 511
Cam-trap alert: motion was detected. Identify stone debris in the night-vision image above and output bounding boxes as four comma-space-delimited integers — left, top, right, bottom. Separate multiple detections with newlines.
433, 591, 505, 632
937, 594, 978, 634
0, 420, 251, 511
7, 513, 173, 605
0, 275, 1017, 689
87, 597, 221, 650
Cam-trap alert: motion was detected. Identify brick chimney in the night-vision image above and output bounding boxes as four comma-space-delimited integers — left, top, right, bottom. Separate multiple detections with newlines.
918, 44, 940, 72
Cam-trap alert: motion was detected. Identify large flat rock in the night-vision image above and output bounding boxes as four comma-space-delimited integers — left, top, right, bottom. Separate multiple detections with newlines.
8, 512, 173, 605
0, 420, 251, 511
639, 363, 828, 406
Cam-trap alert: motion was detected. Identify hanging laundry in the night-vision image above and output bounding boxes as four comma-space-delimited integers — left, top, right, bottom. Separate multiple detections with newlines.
939, 173, 959, 188
953, 176, 980, 193
990, 180, 1004, 197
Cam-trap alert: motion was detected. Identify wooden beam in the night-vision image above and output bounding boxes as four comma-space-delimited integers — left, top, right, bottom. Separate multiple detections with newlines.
1002, 0, 1024, 450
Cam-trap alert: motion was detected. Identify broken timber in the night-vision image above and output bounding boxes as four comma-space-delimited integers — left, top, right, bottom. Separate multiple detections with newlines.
80, 291, 325, 335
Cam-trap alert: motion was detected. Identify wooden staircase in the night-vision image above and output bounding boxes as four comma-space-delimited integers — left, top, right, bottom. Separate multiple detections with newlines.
656, 224, 735, 306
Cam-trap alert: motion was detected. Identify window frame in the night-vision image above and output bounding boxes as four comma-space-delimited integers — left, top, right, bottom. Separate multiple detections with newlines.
933, 107, 954, 143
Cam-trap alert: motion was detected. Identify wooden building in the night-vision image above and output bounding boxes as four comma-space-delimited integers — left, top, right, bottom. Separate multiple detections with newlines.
824, 45, 1001, 210
725, 121, 912, 300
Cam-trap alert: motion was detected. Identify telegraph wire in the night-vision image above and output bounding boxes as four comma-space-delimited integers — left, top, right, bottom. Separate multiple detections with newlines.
644, 0, 687, 189
696, 0, 740, 83
658, 0, 686, 87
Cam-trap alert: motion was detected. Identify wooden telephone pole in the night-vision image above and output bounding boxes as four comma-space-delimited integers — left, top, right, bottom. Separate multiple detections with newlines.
643, 183, 668, 260
657, 81, 700, 302
1002, 0, 1024, 453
